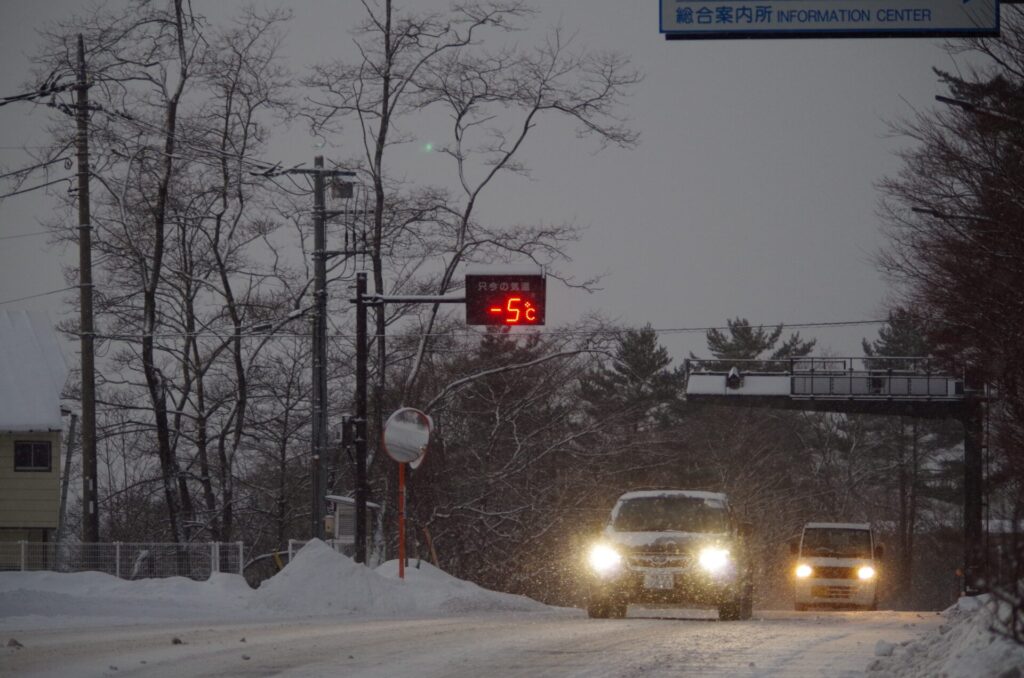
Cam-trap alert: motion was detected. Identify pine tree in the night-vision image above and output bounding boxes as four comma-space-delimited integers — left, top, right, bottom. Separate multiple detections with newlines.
579, 325, 684, 432
695, 317, 816, 371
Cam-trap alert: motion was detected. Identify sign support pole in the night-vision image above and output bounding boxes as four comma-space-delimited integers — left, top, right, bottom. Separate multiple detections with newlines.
352, 272, 544, 567
398, 462, 406, 579
962, 403, 985, 595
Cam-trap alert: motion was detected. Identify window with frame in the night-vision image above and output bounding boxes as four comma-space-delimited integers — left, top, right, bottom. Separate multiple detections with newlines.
14, 441, 52, 472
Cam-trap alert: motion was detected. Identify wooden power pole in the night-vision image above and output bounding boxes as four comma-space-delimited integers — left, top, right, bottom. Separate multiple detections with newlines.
76, 34, 99, 543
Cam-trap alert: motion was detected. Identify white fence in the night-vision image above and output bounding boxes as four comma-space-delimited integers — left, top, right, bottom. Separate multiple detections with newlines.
0, 541, 244, 580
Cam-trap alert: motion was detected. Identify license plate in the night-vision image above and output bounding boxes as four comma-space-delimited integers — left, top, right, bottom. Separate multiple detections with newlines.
812, 585, 852, 599
644, 572, 674, 590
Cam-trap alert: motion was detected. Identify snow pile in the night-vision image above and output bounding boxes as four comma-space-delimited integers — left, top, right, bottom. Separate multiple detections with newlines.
376, 558, 549, 613
0, 540, 553, 630
253, 539, 407, 616
866, 594, 1024, 677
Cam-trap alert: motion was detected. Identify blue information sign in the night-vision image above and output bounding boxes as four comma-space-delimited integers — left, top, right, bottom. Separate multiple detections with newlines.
661, 1, 999, 39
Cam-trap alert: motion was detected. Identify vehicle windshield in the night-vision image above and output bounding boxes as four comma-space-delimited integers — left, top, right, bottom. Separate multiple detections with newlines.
612, 496, 728, 533
801, 528, 872, 558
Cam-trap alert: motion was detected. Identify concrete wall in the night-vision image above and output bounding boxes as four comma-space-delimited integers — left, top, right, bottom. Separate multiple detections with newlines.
0, 431, 61, 534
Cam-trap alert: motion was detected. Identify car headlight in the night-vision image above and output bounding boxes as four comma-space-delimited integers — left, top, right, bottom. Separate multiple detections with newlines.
795, 564, 813, 579
698, 546, 730, 573
588, 543, 622, 574
857, 565, 876, 580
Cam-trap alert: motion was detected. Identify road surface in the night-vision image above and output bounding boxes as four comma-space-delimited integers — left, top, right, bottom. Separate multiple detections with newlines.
1, 607, 942, 677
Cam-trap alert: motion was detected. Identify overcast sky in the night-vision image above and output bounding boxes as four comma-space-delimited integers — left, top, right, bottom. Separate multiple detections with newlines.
0, 1, 980, 362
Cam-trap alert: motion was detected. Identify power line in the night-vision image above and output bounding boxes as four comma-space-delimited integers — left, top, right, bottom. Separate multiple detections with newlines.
0, 286, 77, 306
653, 319, 887, 334
83, 318, 888, 342
83, 104, 287, 177
0, 175, 73, 199
0, 81, 75, 108
0, 230, 50, 241
0, 156, 73, 180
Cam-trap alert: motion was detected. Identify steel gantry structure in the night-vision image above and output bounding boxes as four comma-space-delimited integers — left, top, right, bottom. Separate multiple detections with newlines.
685, 356, 988, 595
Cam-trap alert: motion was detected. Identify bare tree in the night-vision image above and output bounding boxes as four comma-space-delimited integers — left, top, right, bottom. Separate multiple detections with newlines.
304, 1, 640, 435
34, 2, 300, 544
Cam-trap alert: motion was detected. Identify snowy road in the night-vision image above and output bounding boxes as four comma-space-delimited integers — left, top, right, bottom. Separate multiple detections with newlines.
2, 608, 942, 677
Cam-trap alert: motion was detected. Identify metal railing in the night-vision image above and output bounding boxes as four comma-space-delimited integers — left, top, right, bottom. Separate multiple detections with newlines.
0, 541, 244, 580
685, 356, 965, 400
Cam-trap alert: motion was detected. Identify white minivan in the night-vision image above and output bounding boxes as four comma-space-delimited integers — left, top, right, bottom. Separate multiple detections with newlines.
790, 522, 882, 611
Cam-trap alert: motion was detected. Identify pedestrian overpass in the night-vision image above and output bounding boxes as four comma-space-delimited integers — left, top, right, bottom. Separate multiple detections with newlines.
684, 356, 987, 594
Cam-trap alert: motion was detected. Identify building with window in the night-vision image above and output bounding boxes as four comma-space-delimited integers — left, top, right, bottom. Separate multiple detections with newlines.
0, 310, 69, 545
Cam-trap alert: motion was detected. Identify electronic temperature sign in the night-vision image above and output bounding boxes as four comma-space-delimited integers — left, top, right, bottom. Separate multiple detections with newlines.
465, 273, 546, 326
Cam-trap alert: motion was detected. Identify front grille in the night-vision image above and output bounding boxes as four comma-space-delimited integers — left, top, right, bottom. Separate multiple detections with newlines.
815, 566, 857, 579
627, 554, 691, 569
628, 542, 688, 555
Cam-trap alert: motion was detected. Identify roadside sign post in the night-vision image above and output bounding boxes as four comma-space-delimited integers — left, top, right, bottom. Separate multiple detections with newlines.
382, 407, 431, 579
351, 266, 546, 566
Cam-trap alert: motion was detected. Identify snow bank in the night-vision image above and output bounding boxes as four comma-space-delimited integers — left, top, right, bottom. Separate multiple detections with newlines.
253, 539, 407, 616
865, 594, 1024, 677
0, 569, 250, 629
376, 559, 549, 613
0, 540, 554, 631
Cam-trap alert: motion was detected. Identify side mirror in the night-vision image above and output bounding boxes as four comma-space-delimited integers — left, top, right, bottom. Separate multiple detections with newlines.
789, 539, 800, 556
874, 544, 884, 560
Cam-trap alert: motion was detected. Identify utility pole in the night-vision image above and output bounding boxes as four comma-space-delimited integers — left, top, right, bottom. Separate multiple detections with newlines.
268, 157, 354, 541
354, 271, 368, 563
266, 158, 359, 548
76, 34, 99, 543
310, 156, 327, 540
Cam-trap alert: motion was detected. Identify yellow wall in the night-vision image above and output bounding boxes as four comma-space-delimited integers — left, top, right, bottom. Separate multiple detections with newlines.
0, 432, 61, 530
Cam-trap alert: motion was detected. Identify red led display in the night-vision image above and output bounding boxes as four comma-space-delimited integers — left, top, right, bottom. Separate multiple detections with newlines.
465, 274, 546, 326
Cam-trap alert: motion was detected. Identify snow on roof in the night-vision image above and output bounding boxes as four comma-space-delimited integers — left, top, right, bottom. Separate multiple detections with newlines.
616, 490, 729, 504
0, 310, 68, 431
804, 522, 871, 530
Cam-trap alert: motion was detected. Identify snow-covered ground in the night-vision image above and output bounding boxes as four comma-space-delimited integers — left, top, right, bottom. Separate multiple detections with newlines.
866, 594, 1024, 678
1, 540, 1020, 677
0, 540, 547, 631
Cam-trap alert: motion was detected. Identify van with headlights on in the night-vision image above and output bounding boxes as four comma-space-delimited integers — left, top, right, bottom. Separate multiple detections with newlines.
791, 522, 882, 611
584, 490, 753, 620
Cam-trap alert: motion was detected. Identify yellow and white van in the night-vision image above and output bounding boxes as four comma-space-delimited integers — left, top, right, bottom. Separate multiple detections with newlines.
791, 522, 882, 611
